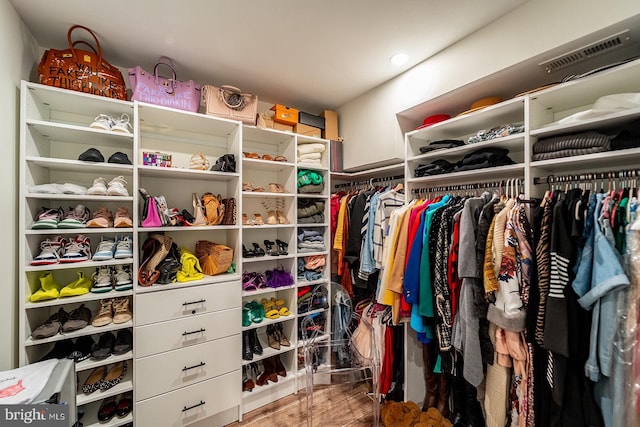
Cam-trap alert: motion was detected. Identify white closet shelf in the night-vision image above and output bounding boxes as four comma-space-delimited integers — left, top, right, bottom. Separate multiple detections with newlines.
26, 156, 134, 173
26, 194, 134, 202
242, 191, 295, 198
137, 165, 239, 180
27, 120, 133, 146
24, 83, 132, 115
405, 97, 524, 142
406, 133, 525, 162
76, 368, 133, 406
25, 290, 134, 310
242, 157, 295, 171
135, 273, 241, 294
241, 374, 294, 399
530, 108, 640, 138
241, 314, 295, 332
298, 307, 327, 318
331, 163, 404, 178
81, 398, 133, 427
242, 285, 296, 298
242, 125, 296, 143
297, 251, 328, 258
407, 163, 525, 185
296, 278, 329, 287
25, 259, 133, 272
25, 228, 134, 235
530, 147, 640, 174
138, 224, 239, 232
242, 224, 295, 229
297, 333, 329, 348
296, 193, 328, 199
138, 103, 239, 139
241, 343, 296, 366
242, 254, 295, 263
25, 320, 134, 347
297, 164, 329, 172
76, 351, 133, 373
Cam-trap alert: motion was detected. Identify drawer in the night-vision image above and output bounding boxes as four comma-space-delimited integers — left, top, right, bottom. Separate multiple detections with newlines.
135, 334, 240, 401
136, 281, 240, 326
136, 370, 241, 427
136, 308, 240, 358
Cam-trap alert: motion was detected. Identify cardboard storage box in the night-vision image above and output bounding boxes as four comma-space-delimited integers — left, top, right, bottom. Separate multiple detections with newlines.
273, 122, 294, 132
298, 111, 325, 129
294, 123, 322, 137
271, 104, 299, 125
320, 110, 338, 140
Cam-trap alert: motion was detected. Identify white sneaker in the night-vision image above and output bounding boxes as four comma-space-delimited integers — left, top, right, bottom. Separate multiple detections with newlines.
113, 265, 133, 291
114, 236, 133, 259
92, 238, 116, 261
111, 113, 132, 134
91, 266, 113, 293
107, 176, 129, 196
87, 177, 108, 196
90, 114, 115, 131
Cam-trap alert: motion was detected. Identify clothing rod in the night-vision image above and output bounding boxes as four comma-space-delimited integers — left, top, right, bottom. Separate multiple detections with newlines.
333, 174, 404, 189
410, 179, 515, 194
533, 169, 640, 185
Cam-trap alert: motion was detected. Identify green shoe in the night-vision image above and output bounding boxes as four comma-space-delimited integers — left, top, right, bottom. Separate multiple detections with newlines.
249, 300, 264, 323
30, 272, 61, 302
243, 305, 253, 327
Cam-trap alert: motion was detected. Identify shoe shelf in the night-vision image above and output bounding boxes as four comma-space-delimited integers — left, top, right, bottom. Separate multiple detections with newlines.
81, 399, 133, 427
25, 259, 134, 272
242, 315, 295, 332
297, 250, 329, 257
242, 253, 296, 264
242, 224, 296, 229
137, 164, 239, 180
26, 193, 134, 202
296, 278, 329, 287
76, 350, 134, 373
296, 193, 327, 199
77, 368, 133, 406
297, 333, 330, 348
242, 191, 296, 198
135, 273, 241, 294
242, 284, 296, 298
139, 224, 239, 233
241, 374, 295, 399
24, 289, 134, 310
242, 157, 296, 171
298, 307, 328, 317
242, 343, 296, 367
24, 228, 135, 236
25, 156, 134, 173
24, 320, 133, 347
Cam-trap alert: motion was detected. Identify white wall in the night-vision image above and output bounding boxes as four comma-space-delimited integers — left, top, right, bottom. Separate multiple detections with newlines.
338, 0, 640, 170
0, 0, 37, 370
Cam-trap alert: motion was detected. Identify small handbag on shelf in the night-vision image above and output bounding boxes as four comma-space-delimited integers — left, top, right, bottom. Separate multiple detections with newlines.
202, 85, 258, 125
195, 240, 234, 276
139, 189, 162, 228
128, 56, 201, 112
38, 25, 127, 100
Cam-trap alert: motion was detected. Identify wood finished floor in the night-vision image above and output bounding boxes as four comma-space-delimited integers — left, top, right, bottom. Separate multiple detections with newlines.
228, 383, 374, 427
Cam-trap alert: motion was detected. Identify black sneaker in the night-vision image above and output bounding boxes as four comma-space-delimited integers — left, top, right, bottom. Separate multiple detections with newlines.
42, 339, 74, 360
68, 335, 95, 362
108, 152, 132, 165
91, 331, 116, 360
113, 329, 133, 355
78, 148, 105, 162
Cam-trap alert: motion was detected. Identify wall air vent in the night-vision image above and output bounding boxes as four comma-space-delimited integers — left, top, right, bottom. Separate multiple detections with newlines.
539, 30, 631, 73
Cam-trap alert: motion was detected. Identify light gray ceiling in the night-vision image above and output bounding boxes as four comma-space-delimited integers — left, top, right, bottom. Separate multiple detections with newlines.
11, 0, 527, 113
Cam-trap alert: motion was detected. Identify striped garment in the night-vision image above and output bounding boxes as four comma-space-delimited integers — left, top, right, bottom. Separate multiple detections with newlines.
534, 200, 552, 346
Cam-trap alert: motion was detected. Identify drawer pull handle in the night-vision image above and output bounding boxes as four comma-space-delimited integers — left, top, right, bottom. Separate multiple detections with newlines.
182, 362, 206, 372
182, 400, 205, 412
183, 299, 206, 307
182, 328, 206, 336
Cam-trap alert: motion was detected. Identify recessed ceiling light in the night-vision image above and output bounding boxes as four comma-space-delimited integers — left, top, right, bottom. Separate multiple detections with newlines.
390, 53, 409, 65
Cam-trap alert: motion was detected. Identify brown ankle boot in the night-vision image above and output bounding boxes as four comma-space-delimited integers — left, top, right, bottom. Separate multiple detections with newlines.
272, 355, 287, 377
422, 342, 439, 411
257, 356, 278, 386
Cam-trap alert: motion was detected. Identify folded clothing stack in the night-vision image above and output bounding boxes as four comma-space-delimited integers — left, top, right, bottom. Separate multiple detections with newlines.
611, 119, 640, 151
297, 255, 325, 282
419, 139, 465, 153
298, 227, 325, 253
297, 143, 325, 166
414, 147, 514, 177
298, 199, 325, 224
532, 130, 612, 161
468, 123, 524, 144
298, 169, 324, 194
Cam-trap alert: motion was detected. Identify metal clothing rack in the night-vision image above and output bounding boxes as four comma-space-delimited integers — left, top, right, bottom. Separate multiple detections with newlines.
410, 178, 523, 198
333, 174, 404, 190
533, 169, 640, 185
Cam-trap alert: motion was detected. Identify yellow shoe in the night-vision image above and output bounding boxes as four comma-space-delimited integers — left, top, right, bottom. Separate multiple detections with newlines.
59, 272, 92, 297
29, 272, 61, 302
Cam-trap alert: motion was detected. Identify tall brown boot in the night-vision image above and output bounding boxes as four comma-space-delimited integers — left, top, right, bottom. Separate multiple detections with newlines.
257, 356, 278, 386
272, 355, 287, 377
437, 373, 450, 419
422, 342, 439, 411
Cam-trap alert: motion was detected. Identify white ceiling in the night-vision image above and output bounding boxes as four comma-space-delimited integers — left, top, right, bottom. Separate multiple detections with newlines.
11, 0, 527, 113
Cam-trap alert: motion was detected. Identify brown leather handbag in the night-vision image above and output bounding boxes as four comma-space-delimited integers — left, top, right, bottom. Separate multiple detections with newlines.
37, 25, 127, 100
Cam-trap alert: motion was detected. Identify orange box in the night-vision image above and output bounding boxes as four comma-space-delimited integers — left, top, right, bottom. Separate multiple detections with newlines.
294, 123, 321, 137
320, 110, 338, 140
271, 104, 299, 125
273, 122, 294, 132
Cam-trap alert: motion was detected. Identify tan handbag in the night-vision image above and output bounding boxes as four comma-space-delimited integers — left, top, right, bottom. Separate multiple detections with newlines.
195, 240, 234, 276
202, 85, 258, 125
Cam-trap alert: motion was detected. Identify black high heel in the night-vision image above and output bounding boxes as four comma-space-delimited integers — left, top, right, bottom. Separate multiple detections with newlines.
243, 244, 255, 258
252, 243, 265, 257
275, 239, 288, 256
263, 240, 278, 256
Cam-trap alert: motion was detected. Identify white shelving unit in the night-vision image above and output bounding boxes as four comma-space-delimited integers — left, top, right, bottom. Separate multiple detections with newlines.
402, 56, 640, 406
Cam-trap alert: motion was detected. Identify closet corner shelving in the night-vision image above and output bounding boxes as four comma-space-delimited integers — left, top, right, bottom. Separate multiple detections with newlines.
238, 126, 331, 415
401, 56, 640, 406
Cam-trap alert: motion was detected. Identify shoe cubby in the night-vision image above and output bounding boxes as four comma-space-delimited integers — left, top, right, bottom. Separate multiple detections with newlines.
77, 360, 133, 407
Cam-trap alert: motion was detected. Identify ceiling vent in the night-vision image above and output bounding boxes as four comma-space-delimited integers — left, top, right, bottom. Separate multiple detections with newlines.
539, 30, 631, 73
